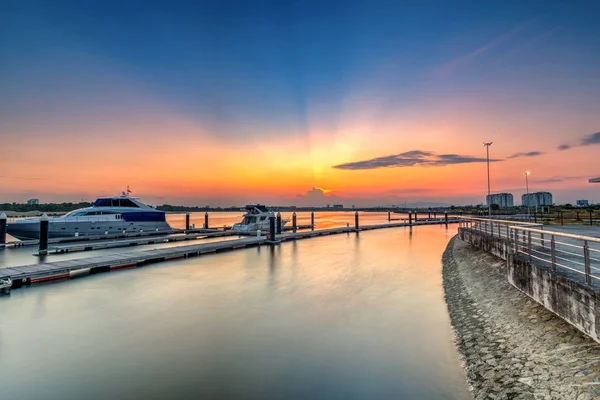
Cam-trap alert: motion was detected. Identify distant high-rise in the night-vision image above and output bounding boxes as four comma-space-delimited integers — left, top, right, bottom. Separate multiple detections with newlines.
486, 193, 513, 208
27, 198, 39, 205
522, 192, 553, 208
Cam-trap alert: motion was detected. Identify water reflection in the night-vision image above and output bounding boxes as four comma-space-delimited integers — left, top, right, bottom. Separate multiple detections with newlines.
0, 226, 469, 400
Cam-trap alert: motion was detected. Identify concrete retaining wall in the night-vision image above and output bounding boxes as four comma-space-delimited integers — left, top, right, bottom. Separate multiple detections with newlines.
459, 227, 600, 343
458, 228, 510, 260
508, 254, 600, 342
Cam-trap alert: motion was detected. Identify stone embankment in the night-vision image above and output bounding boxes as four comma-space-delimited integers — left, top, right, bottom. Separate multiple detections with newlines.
443, 236, 600, 400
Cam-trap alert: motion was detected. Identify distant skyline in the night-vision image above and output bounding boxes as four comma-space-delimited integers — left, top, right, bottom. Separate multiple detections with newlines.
1, 1, 599, 206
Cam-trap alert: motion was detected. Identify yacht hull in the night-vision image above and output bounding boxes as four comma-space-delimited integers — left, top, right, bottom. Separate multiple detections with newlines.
7, 220, 172, 240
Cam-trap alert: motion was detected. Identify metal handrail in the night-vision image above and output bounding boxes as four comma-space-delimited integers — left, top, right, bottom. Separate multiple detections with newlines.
459, 216, 543, 226
508, 226, 600, 244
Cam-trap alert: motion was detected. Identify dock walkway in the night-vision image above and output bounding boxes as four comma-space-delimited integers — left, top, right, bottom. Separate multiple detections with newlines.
0, 218, 459, 289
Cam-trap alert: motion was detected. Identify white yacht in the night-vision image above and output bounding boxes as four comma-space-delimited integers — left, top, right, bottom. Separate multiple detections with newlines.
7, 192, 172, 240
231, 205, 289, 232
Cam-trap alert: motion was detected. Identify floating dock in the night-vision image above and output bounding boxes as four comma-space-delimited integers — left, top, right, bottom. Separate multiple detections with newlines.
0, 218, 459, 290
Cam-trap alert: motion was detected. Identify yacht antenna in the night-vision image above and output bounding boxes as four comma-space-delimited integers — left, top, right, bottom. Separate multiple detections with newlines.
127, 185, 132, 196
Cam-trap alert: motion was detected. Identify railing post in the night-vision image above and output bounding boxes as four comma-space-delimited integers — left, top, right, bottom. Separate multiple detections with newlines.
497, 222, 501, 238
550, 235, 556, 271
540, 226, 545, 249
311, 212, 315, 231
584, 240, 591, 285
527, 231, 532, 261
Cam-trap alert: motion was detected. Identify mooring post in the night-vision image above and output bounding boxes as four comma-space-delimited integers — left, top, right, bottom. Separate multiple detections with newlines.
355, 211, 359, 231
0, 212, 6, 245
292, 212, 297, 233
409, 211, 413, 225
444, 211, 448, 227
269, 214, 275, 242
39, 213, 50, 255
428, 209, 431, 219
185, 212, 190, 231
276, 212, 282, 234
310, 212, 315, 231
388, 211, 391, 222
204, 212, 209, 229
414, 210, 418, 222
434, 211, 437, 220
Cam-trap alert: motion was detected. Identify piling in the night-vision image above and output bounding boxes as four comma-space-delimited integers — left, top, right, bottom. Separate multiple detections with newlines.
185, 212, 190, 231
388, 211, 391, 222
310, 212, 315, 231
444, 211, 448, 227
269, 214, 276, 242
428, 210, 431, 219
292, 212, 297, 233
39, 213, 50, 255
354, 211, 359, 230
414, 210, 418, 222
276, 212, 282, 234
590, 211, 594, 226
409, 211, 413, 225
204, 212, 209, 229
434, 211, 437, 219
0, 213, 6, 245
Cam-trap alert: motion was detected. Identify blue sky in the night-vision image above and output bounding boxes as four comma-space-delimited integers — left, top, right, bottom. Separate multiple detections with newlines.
1, 0, 600, 205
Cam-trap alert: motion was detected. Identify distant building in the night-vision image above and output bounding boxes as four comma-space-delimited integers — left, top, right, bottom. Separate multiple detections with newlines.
27, 199, 39, 205
332, 204, 343, 209
486, 193, 514, 208
576, 200, 589, 208
522, 192, 553, 208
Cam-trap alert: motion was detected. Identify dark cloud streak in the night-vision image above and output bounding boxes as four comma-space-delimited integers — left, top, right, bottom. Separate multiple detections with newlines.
558, 132, 600, 151
333, 150, 501, 170
507, 151, 544, 159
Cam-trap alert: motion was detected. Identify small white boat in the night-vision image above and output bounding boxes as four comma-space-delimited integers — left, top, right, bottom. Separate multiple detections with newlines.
0, 277, 12, 294
231, 205, 289, 232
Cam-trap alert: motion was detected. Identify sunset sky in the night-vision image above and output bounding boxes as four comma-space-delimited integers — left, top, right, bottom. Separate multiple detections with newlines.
1, 0, 599, 206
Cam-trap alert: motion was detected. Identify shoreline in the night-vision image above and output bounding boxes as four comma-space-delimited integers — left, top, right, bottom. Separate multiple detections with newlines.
442, 235, 600, 400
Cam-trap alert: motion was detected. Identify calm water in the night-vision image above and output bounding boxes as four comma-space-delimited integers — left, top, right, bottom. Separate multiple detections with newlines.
0, 224, 470, 400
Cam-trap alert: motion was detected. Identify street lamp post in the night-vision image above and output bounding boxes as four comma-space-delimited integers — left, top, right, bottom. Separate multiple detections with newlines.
524, 171, 530, 218
483, 142, 493, 217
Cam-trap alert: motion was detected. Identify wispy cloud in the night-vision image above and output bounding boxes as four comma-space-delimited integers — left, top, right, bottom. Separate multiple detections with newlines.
507, 151, 544, 159
581, 132, 600, 146
558, 132, 600, 151
533, 175, 589, 184
332, 150, 501, 170
435, 20, 534, 77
